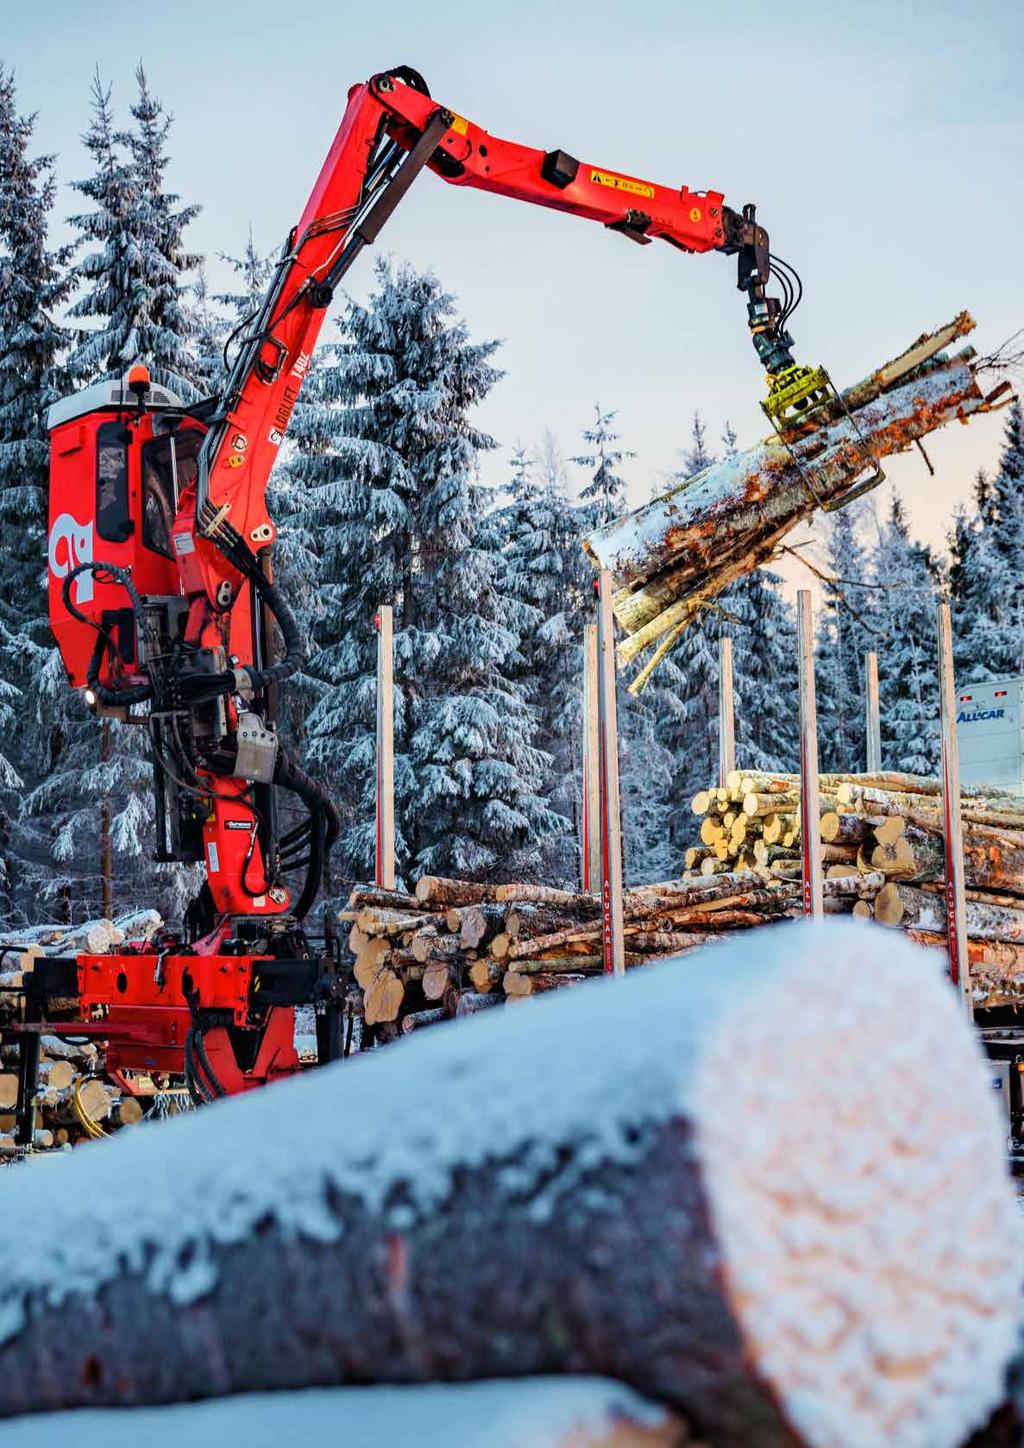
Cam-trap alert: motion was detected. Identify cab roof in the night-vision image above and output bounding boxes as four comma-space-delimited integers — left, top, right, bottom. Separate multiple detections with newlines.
47, 375, 185, 432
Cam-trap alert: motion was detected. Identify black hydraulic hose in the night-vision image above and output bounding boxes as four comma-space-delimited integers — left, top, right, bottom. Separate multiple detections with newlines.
245, 566, 303, 693
273, 745, 339, 920
192, 1023, 228, 1100
60, 561, 153, 707
183, 1030, 212, 1106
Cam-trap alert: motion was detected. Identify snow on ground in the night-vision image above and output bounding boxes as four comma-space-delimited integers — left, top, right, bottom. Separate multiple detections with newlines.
0, 1377, 676, 1447
0, 921, 1016, 1448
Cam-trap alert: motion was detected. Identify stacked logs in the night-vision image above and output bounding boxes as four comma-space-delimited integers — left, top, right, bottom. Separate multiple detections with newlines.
345, 871, 795, 1032
684, 769, 1024, 1006
0, 913, 159, 1154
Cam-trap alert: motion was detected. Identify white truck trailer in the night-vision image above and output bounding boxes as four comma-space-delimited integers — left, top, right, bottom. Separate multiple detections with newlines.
955, 675, 1024, 794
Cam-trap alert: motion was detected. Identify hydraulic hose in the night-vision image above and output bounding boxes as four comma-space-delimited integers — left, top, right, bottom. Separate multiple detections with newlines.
273, 745, 340, 919
60, 561, 153, 707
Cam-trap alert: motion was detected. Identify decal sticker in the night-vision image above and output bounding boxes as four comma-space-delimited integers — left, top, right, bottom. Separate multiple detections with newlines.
230, 432, 248, 451
274, 385, 299, 433
48, 514, 94, 604
290, 350, 311, 381
958, 708, 1006, 724
207, 841, 220, 874
589, 168, 655, 200
225, 819, 252, 831
173, 532, 195, 556
268, 428, 283, 446
226, 453, 246, 469
689, 206, 703, 224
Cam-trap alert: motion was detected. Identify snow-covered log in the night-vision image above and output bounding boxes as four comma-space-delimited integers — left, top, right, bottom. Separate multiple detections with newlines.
583, 315, 1013, 688
0, 921, 1017, 1448
0, 1378, 682, 1448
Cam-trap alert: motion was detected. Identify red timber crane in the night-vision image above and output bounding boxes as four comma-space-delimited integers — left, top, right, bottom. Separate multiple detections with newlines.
24, 66, 802, 1126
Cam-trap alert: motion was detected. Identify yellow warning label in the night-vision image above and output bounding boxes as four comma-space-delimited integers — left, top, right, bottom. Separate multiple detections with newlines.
450, 113, 470, 136
689, 206, 703, 224
589, 168, 655, 200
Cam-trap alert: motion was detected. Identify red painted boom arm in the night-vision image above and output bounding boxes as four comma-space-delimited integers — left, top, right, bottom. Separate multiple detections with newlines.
192, 69, 759, 617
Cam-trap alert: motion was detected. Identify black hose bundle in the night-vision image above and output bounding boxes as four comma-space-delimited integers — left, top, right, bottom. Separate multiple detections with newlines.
273, 745, 340, 920
60, 560, 153, 707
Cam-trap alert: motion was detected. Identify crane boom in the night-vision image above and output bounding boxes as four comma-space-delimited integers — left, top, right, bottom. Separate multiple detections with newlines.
192, 67, 785, 622
37, 63, 801, 1108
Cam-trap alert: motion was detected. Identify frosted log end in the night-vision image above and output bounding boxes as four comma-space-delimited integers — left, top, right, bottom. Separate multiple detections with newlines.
695, 923, 1021, 1448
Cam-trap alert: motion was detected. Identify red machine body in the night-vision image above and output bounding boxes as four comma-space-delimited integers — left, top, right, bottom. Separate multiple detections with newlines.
47, 379, 206, 690
32, 66, 796, 1116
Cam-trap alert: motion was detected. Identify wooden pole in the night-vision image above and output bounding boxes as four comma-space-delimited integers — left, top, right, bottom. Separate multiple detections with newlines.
596, 572, 625, 976
936, 601, 972, 1016
865, 650, 881, 772
581, 624, 601, 893
374, 606, 395, 891
797, 591, 824, 918
718, 635, 735, 789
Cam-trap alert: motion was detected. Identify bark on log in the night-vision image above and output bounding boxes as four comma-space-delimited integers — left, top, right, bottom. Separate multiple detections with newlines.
503, 971, 588, 997
454, 991, 503, 1018
582, 324, 1004, 688
0, 923, 1016, 1448
348, 887, 418, 911
874, 883, 1024, 940
447, 904, 510, 950
415, 878, 499, 907
819, 812, 873, 846
494, 884, 598, 908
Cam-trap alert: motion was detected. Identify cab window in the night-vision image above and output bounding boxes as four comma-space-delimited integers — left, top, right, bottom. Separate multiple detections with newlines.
141, 429, 203, 558
96, 422, 132, 543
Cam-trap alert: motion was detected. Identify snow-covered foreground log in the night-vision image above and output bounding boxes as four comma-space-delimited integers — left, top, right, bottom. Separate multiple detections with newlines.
583, 314, 1013, 689
0, 1378, 683, 1448
0, 921, 1018, 1448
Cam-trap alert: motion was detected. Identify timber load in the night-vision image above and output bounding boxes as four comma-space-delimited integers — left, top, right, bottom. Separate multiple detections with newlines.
0, 922, 1016, 1448
343, 871, 794, 1032
582, 314, 1015, 690
684, 769, 1024, 1008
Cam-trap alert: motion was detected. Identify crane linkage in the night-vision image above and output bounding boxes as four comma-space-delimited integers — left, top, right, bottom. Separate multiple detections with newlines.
32, 63, 815, 1128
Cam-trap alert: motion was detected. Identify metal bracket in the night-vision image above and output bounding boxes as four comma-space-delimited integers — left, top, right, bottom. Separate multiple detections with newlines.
763, 364, 886, 513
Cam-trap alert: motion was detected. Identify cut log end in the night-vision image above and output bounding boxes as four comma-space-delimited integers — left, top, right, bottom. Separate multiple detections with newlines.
696, 923, 1021, 1448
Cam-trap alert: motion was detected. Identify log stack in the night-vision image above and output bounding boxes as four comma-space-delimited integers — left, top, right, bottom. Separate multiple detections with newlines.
344, 872, 797, 1031
683, 769, 1024, 1007
582, 314, 1014, 691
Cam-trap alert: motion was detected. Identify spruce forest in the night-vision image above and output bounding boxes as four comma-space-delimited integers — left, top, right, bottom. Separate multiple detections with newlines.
1, 65, 1021, 928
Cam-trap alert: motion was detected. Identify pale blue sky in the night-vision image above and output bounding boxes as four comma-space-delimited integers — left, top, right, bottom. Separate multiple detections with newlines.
4, 0, 1022, 568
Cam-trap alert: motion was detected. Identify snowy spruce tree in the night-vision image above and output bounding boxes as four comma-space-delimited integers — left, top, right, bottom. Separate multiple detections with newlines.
869, 495, 940, 775
288, 259, 559, 885
814, 506, 873, 773
67, 70, 200, 397
730, 569, 799, 774
27, 68, 205, 922
0, 69, 72, 913
952, 403, 1024, 680
654, 413, 721, 805
714, 420, 798, 775
572, 404, 634, 530
569, 406, 679, 881
493, 442, 580, 879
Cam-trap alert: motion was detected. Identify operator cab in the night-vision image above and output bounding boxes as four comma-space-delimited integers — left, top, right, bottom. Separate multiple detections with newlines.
47, 368, 207, 698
